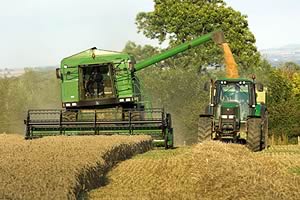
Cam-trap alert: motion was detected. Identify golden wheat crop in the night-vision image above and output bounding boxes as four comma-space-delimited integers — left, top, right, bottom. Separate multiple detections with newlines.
0, 134, 152, 200
89, 142, 300, 200
261, 145, 300, 175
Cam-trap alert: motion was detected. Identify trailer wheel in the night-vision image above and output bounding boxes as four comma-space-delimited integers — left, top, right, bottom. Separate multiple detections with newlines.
198, 116, 212, 143
247, 118, 262, 152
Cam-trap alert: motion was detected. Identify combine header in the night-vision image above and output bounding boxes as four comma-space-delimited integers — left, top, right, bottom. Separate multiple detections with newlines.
24, 31, 226, 148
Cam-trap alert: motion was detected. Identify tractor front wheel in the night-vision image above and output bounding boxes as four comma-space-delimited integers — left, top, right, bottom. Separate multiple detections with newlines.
198, 116, 212, 143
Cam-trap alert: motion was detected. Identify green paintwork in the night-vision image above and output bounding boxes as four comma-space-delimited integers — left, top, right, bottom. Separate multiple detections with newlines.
216, 77, 254, 82
221, 101, 240, 109
60, 49, 135, 103
59, 31, 224, 107
255, 104, 262, 116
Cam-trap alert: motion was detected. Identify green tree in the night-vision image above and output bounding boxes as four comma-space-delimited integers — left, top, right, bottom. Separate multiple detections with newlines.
123, 41, 160, 62
0, 69, 60, 134
136, 0, 261, 72
267, 65, 300, 142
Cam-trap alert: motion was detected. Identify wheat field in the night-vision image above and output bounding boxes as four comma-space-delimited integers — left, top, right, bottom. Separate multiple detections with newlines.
261, 145, 300, 175
89, 142, 300, 200
1, 134, 299, 200
0, 134, 152, 200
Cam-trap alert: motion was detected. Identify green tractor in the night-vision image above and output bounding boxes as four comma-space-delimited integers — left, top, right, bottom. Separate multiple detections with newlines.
24, 31, 226, 149
198, 78, 268, 151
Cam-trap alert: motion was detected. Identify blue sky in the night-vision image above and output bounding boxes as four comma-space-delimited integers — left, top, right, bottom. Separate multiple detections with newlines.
0, 0, 299, 68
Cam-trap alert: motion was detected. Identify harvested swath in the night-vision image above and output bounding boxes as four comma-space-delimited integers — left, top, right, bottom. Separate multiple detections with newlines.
89, 142, 300, 200
0, 134, 152, 200
261, 145, 300, 174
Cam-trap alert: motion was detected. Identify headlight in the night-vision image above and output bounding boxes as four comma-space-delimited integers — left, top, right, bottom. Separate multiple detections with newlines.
71, 103, 77, 106
65, 103, 71, 107
221, 115, 235, 119
228, 115, 235, 119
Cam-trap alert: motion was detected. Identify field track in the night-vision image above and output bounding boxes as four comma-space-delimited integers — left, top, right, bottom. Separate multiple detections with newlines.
89, 142, 300, 200
0, 134, 151, 200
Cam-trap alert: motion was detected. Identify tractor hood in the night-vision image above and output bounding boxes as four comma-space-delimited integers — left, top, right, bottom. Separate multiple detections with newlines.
219, 101, 240, 118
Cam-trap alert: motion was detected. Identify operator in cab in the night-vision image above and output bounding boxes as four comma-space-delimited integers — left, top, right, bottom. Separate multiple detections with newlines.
85, 67, 104, 97
94, 68, 104, 96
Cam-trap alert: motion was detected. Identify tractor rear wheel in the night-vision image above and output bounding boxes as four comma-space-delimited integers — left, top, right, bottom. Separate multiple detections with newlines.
247, 118, 262, 152
262, 116, 269, 149
198, 116, 212, 143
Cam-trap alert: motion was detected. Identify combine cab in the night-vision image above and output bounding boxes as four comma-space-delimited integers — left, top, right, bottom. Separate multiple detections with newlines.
198, 78, 268, 151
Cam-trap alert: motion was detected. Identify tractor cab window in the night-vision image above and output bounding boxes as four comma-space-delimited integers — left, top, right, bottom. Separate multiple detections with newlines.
219, 83, 249, 103
79, 64, 114, 100
217, 81, 250, 120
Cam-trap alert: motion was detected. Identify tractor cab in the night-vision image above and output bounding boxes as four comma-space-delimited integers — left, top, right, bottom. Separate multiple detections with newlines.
202, 78, 265, 144
215, 79, 256, 121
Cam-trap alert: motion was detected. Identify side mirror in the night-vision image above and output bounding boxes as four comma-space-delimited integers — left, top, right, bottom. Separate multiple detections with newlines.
204, 82, 210, 91
256, 83, 264, 92
56, 68, 61, 79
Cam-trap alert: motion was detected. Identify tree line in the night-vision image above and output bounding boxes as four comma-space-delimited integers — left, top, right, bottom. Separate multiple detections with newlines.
0, 69, 60, 134
0, 0, 299, 144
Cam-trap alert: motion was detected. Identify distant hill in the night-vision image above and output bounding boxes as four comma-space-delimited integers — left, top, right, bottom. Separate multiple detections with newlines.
260, 44, 300, 66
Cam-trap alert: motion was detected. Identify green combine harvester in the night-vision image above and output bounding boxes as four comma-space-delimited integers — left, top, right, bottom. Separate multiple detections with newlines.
198, 78, 268, 151
24, 30, 227, 148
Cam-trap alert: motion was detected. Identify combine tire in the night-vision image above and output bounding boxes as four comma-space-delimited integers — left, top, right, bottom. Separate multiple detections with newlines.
164, 113, 174, 149
164, 131, 173, 149
247, 118, 262, 152
198, 116, 212, 143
